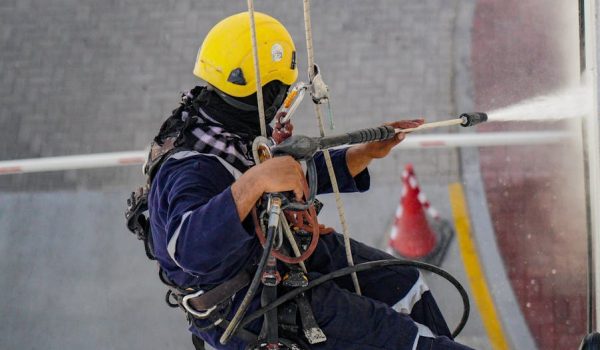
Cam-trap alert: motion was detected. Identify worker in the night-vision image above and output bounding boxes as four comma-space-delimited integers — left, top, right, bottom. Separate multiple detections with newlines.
147, 11, 475, 350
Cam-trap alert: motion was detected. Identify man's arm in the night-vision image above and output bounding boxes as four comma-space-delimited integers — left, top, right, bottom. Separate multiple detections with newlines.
154, 155, 311, 278
345, 119, 424, 177
231, 119, 423, 219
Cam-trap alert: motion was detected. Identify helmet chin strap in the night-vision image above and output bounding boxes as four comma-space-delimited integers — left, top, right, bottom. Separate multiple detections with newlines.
209, 84, 289, 122
211, 85, 257, 112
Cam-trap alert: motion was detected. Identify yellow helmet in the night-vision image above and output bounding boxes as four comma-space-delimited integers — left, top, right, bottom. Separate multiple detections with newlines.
194, 12, 298, 98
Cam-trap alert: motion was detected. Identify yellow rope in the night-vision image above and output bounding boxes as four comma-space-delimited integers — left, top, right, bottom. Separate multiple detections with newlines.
302, 0, 361, 295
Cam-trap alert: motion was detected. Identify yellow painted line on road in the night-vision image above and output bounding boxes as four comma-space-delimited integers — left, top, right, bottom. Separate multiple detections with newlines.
448, 183, 510, 350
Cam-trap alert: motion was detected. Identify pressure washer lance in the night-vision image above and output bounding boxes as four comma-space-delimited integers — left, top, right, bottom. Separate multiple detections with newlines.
271, 112, 488, 160
401, 112, 488, 133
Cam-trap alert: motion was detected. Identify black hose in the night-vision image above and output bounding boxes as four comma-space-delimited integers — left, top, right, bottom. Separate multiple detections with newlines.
240, 259, 470, 339
306, 157, 318, 203
220, 224, 277, 345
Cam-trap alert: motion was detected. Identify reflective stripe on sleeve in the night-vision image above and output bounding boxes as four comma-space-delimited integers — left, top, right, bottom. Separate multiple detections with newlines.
167, 211, 193, 270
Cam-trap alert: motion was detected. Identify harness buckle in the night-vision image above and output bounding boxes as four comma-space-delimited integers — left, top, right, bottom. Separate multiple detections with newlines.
182, 290, 219, 320
296, 294, 327, 344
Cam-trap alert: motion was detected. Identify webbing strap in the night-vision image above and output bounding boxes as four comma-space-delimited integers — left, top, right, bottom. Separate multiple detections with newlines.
185, 270, 252, 312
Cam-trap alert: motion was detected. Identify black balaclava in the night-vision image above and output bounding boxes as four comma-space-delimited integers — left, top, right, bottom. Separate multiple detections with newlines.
201, 80, 289, 140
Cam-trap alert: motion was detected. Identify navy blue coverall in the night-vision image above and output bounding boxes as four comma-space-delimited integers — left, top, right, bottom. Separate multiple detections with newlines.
148, 148, 473, 350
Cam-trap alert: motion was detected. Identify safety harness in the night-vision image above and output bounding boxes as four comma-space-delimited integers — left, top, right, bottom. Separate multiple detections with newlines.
125, 87, 326, 349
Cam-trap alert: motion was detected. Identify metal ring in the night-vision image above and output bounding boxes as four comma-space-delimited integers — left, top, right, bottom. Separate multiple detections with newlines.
165, 290, 180, 308
252, 136, 273, 164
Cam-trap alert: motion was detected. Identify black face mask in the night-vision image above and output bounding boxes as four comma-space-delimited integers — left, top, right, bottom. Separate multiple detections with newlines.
201, 81, 289, 140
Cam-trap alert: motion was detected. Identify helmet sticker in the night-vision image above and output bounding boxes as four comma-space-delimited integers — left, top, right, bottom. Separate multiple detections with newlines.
271, 43, 284, 62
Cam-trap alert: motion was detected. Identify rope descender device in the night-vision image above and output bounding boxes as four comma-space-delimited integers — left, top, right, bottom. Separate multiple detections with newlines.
250, 136, 324, 266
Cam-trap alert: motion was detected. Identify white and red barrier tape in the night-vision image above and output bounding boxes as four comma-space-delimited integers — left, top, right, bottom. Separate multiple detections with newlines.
0, 131, 571, 175
0, 151, 146, 175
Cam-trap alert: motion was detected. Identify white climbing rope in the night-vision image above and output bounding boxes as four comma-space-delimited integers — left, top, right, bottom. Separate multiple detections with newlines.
302, 0, 362, 295
246, 0, 267, 138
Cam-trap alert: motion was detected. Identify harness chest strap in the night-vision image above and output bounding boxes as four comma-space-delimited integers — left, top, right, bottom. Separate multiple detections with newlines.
144, 137, 179, 179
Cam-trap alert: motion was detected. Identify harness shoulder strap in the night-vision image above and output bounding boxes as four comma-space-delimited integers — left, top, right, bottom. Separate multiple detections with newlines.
144, 137, 180, 181
168, 150, 243, 180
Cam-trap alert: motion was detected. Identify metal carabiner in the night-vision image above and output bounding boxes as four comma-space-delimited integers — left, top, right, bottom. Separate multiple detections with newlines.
279, 82, 309, 124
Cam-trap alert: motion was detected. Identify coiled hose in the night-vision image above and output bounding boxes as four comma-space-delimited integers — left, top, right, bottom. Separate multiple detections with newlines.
240, 259, 470, 339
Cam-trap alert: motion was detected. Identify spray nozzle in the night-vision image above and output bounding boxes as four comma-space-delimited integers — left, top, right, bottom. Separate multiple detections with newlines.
460, 112, 488, 127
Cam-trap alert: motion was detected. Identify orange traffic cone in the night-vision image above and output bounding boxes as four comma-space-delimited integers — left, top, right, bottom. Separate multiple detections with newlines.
388, 164, 453, 265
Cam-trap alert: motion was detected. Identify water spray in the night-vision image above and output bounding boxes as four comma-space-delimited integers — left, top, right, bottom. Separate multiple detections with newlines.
485, 85, 591, 122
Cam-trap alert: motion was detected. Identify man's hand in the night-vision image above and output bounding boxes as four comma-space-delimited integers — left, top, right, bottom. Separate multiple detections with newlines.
251, 156, 305, 201
356, 119, 424, 158
346, 119, 424, 176
231, 156, 305, 220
